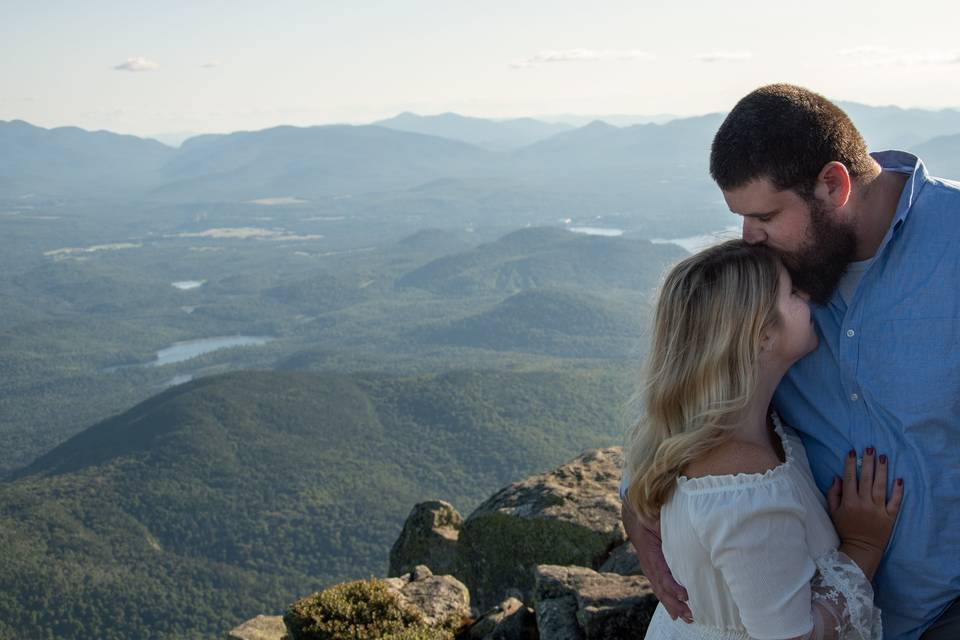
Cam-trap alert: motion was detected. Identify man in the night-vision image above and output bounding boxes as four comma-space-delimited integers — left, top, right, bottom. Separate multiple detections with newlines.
620, 84, 960, 639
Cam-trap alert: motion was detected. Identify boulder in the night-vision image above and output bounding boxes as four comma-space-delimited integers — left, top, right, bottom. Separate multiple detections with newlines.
228, 614, 286, 640
468, 596, 538, 640
390, 500, 463, 577
456, 447, 626, 610
532, 565, 658, 640
391, 565, 472, 628
533, 595, 581, 640
598, 541, 642, 576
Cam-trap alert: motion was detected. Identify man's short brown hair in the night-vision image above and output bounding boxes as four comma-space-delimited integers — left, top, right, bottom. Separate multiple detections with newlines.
709, 84, 874, 198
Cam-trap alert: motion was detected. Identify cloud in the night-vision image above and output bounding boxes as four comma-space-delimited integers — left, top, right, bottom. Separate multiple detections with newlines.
837, 45, 892, 57
510, 49, 655, 69
113, 57, 160, 72
201, 60, 221, 69
695, 51, 752, 63
838, 46, 960, 66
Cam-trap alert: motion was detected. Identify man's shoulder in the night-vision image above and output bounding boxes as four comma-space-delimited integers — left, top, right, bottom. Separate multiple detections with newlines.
914, 153, 960, 199
926, 174, 960, 195
904, 162, 960, 226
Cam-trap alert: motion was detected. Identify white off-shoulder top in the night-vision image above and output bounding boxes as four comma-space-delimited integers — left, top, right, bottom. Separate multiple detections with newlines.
642, 414, 882, 640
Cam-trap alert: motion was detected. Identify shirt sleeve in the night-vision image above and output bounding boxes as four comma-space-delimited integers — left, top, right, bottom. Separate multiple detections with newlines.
692, 480, 817, 639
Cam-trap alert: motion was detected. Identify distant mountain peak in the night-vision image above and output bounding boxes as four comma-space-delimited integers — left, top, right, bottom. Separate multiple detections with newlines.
372, 112, 573, 151
583, 119, 617, 129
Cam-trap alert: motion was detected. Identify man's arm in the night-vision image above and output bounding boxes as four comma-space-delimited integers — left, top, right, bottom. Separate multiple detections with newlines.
621, 500, 693, 623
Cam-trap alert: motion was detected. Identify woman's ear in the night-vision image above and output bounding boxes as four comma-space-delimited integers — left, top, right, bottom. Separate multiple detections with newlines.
759, 326, 776, 353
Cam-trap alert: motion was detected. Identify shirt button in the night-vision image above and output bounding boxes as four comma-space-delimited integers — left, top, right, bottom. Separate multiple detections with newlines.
851, 393, 859, 401
846, 329, 856, 337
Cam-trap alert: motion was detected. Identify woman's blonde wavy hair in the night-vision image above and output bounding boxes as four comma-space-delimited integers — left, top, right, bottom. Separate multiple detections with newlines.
624, 240, 783, 518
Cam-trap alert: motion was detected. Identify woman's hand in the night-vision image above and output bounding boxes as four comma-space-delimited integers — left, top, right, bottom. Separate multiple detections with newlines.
827, 446, 904, 581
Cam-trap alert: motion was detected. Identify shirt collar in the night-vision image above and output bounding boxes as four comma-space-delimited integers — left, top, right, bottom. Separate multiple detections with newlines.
869, 150, 929, 230
821, 150, 928, 313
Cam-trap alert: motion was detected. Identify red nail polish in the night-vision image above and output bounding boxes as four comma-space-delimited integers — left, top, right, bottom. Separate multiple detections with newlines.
848, 449, 856, 458
897, 478, 903, 486
879, 455, 887, 464
866, 447, 875, 455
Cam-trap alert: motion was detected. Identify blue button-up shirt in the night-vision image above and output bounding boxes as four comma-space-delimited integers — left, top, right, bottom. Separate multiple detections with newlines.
775, 151, 960, 638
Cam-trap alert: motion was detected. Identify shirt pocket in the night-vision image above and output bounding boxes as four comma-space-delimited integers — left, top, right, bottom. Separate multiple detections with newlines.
860, 317, 960, 417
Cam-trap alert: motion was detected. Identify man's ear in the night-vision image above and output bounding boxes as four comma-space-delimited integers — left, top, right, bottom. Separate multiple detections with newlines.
815, 161, 852, 209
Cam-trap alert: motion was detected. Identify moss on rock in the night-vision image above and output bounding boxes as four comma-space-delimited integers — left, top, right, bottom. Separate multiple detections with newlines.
454, 447, 626, 612
456, 511, 612, 611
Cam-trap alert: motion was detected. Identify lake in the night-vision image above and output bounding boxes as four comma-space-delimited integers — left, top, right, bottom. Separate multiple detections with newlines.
171, 280, 205, 290
164, 374, 194, 387
569, 226, 625, 237
650, 226, 740, 253
153, 336, 276, 367
104, 335, 276, 371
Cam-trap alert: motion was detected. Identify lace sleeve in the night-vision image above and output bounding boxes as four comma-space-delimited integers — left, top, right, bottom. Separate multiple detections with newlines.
796, 548, 883, 640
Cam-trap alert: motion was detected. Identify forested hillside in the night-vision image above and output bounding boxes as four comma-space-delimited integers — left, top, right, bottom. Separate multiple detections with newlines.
0, 367, 634, 639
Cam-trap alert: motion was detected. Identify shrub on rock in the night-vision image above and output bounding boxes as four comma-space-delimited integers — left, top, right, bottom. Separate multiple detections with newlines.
284, 566, 471, 640
283, 578, 452, 640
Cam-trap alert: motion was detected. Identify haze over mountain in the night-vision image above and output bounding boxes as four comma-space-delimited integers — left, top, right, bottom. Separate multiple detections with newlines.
0, 119, 174, 197
838, 102, 960, 151
373, 112, 573, 150
914, 133, 960, 180
4, 101, 959, 208
153, 124, 494, 202
147, 131, 201, 148
531, 113, 680, 127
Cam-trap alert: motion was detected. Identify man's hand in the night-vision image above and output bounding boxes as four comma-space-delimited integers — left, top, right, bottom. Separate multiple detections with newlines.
621, 501, 692, 623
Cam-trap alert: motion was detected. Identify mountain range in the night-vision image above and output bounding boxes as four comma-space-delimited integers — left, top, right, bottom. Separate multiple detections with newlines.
4, 102, 959, 205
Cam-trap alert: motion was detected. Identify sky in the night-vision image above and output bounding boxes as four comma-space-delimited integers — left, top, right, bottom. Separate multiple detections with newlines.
2, 0, 960, 138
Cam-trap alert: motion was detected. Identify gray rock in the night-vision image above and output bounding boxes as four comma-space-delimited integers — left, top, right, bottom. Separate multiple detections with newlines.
469, 596, 538, 640
228, 614, 286, 640
456, 448, 626, 611
412, 564, 434, 581
394, 566, 471, 628
532, 565, 658, 640
390, 500, 463, 577
598, 541, 642, 576
535, 595, 583, 640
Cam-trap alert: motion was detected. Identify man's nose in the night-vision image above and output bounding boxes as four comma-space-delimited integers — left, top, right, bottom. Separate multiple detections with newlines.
741, 218, 767, 245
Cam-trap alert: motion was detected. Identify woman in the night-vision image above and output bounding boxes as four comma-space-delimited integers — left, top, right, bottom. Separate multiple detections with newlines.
621, 241, 902, 639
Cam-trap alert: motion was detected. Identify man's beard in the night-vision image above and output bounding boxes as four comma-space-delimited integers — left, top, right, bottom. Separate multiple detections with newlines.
779, 198, 857, 306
